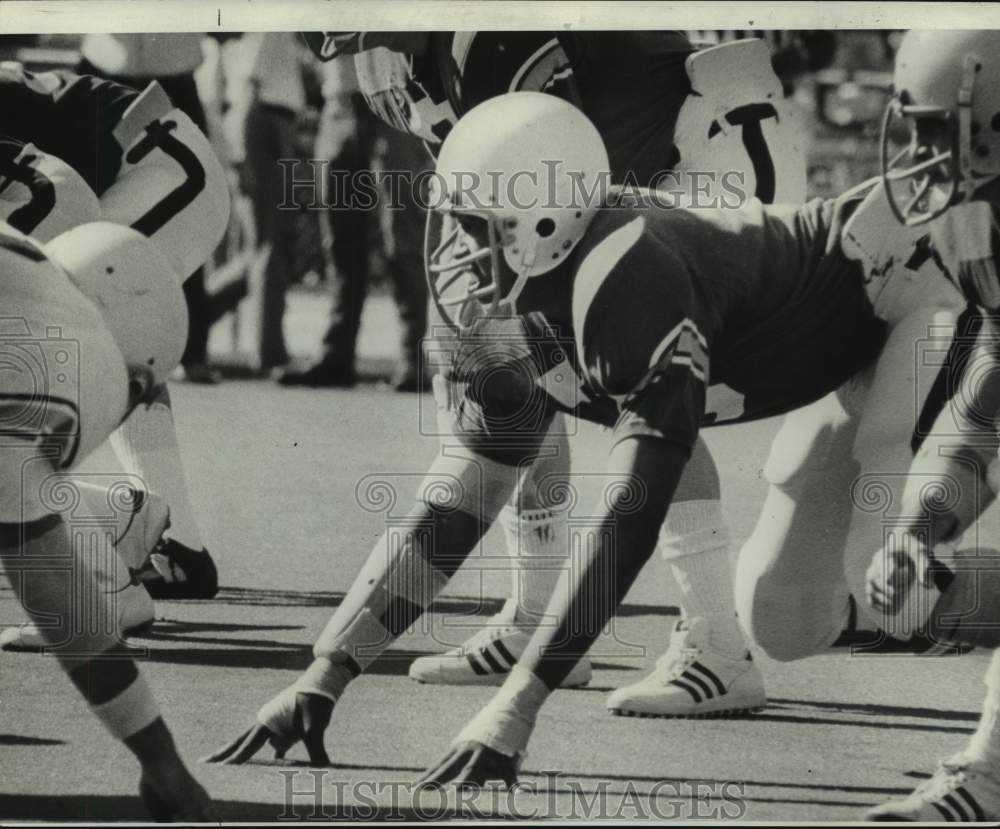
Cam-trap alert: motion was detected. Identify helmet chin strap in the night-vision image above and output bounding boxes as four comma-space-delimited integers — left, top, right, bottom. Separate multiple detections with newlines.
503, 233, 541, 312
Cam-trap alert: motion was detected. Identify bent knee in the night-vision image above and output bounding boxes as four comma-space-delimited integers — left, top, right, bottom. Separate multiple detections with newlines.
735, 562, 844, 662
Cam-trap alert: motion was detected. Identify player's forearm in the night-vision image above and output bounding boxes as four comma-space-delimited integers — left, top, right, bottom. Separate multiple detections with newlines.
524, 436, 685, 688
524, 505, 665, 691
449, 438, 686, 761
895, 341, 1000, 548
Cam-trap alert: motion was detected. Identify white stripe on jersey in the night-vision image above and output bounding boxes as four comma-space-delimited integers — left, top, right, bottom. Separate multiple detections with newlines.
648, 317, 708, 370
509, 37, 563, 92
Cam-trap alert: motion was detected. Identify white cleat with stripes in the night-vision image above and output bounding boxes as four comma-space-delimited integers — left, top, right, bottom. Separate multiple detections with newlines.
607, 617, 767, 718
409, 618, 592, 687
865, 755, 999, 822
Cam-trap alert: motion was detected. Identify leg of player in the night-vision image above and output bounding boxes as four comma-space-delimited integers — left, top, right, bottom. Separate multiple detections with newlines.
409, 417, 593, 688
866, 648, 1000, 821
608, 437, 766, 717
419, 435, 683, 787
1, 479, 169, 651
109, 384, 219, 600
733, 385, 866, 662
0, 513, 212, 820
202, 446, 524, 766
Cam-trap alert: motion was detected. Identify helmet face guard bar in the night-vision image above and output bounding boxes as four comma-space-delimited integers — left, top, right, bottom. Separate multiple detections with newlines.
880, 55, 979, 227
880, 100, 964, 227
425, 206, 532, 332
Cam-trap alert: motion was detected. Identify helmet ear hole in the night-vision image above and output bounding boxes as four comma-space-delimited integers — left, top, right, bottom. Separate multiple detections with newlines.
535, 218, 556, 237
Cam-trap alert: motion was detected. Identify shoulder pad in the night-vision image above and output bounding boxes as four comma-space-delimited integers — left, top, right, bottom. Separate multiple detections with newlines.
838, 177, 927, 275
684, 39, 781, 120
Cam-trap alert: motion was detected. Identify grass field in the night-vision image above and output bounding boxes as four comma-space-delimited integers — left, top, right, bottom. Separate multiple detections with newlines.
0, 292, 994, 821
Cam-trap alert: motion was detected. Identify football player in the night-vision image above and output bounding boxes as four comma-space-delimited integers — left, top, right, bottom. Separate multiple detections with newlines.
826, 30, 1000, 822
303, 31, 806, 717
0, 218, 212, 819
204, 91, 893, 775
0, 63, 230, 649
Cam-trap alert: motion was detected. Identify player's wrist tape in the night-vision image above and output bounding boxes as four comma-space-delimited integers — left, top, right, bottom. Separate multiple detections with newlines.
294, 657, 353, 702
452, 665, 549, 759
90, 673, 161, 741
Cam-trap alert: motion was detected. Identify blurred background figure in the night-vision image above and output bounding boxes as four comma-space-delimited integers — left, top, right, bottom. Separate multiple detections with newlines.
78, 33, 220, 383
277, 55, 428, 391
227, 32, 309, 374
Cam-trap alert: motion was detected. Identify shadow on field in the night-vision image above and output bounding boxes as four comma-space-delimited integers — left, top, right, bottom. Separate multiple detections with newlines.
134, 637, 451, 677
206, 586, 678, 618
754, 702, 975, 735
0, 793, 509, 822
0, 734, 64, 746
768, 697, 980, 722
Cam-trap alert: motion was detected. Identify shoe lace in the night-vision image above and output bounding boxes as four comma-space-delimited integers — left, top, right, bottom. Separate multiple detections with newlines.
457, 624, 520, 656
652, 636, 702, 683
913, 758, 971, 802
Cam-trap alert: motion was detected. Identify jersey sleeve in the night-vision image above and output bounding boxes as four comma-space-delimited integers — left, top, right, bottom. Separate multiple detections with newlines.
574, 215, 711, 455
0, 63, 137, 195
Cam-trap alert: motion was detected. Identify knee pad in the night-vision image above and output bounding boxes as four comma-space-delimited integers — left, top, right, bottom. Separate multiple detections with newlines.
734, 561, 846, 662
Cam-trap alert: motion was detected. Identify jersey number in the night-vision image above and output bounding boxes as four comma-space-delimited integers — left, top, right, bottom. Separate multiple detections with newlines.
124, 118, 206, 237
0, 152, 55, 236
709, 103, 778, 203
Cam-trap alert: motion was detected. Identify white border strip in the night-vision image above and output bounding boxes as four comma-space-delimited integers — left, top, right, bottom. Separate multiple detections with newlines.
0, 1, 997, 34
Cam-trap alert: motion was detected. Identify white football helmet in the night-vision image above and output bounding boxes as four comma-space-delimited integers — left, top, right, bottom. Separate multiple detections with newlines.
426, 91, 610, 329
44, 222, 188, 396
881, 30, 1000, 226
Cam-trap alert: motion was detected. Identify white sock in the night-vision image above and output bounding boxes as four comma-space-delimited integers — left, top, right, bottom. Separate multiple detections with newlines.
110, 386, 204, 552
660, 499, 749, 660
500, 505, 568, 627
966, 650, 1000, 767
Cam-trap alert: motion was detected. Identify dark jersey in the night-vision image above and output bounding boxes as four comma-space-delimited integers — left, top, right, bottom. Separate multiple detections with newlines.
303, 31, 693, 185
444, 198, 886, 465
0, 63, 136, 196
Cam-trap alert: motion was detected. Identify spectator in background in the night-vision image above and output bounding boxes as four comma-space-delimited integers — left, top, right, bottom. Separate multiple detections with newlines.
277, 56, 428, 391
228, 32, 309, 373
79, 34, 219, 383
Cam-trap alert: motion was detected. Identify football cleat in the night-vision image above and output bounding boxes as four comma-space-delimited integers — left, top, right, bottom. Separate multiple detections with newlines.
137, 539, 219, 600
0, 580, 154, 651
409, 619, 592, 687
865, 754, 1000, 821
607, 618, 767, 718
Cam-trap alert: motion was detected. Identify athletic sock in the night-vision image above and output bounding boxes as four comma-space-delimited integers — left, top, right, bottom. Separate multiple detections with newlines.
660, 499, 749, 660
110, 387, 204, 552
966, 650, 1000, 768
500, 505, 568, 628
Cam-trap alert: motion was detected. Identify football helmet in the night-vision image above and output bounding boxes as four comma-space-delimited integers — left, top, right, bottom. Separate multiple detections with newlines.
44, 222, 188, 397
426, 91, 609, 329
881, 30, 1000, 226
